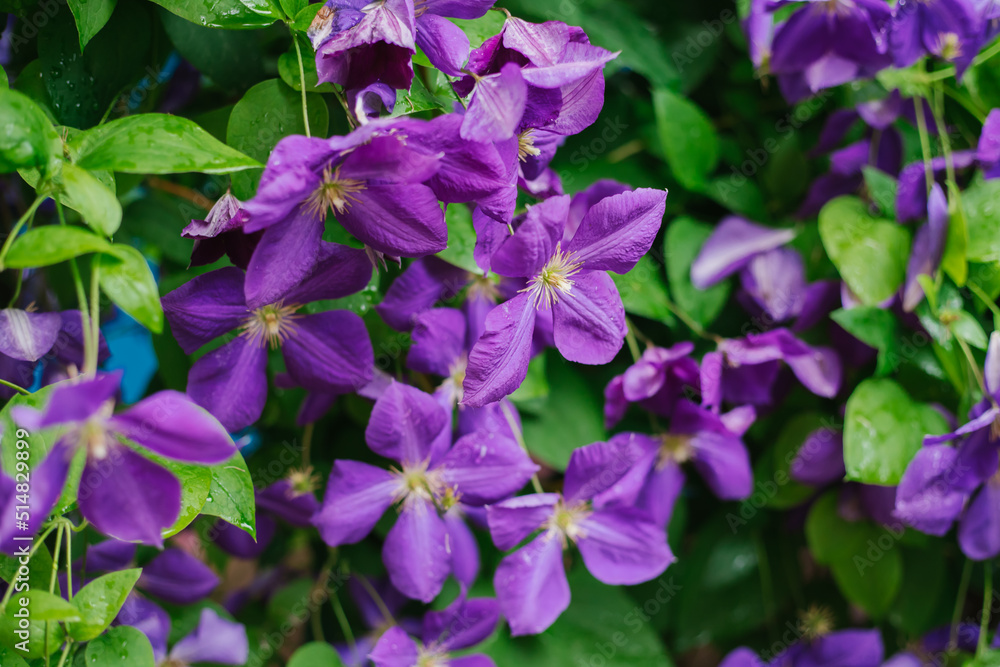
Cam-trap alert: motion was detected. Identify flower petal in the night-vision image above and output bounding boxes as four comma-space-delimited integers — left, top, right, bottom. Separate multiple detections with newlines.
690, 217, 796, 289
437, 430, 539, 505
383, 497, 451, 602
564, 188, 666, 274
462, 292, 536, 407
369, 626, 419, 667
187, 336, 268, 433
340, 183, 447, 258
169, 608, 248, 666
958, 481, 1000, 561
491, 195, 569, 278
577, 507, 673, 585
408, 308, 466, 377
0, 308, 61, 362
14, 372, 121, 430
493, 533, 569, 636
161, 267, 248, 355
313, 460, 397, 546
283, 310, 374, 394
552, 270, 626, 365
423, 596, 499, 650
366, 381, 449, 465
283, 242, 374, 304
139, 549, 219, 605
244, 209, 325, 309
485, 493, 559, 550
0, 438, 72, 556
416, 13, 471, 75
460, 62, 528, 142
445, 510, 481, 588
377, 257, 471, 331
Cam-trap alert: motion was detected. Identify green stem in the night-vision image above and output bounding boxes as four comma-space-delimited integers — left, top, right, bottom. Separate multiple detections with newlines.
664, 298, 719, 342
625, 320, 641, 362
293, 35, 312, 138
353, 573, 396, 627
943, 86, 987, 123
330, 588, 356, 654
950, 558, 974, 650
54, 641, 73, 667
85, 258, 101, 376
302, 422, 314, 469
930, 86, 956, 186
913, 96, 936, 196
968, 281, 1000, 331
976, 38, 1000, 66
0, 378, 30, 395
0, 197, 44, 271
500, 401, 543, 494
57, 202, 95, 374
956, 335, 987, 396
64, 524, 72, 604
44, 525, 65, 667
333, 86, 357, 129
979, 563, 994, 657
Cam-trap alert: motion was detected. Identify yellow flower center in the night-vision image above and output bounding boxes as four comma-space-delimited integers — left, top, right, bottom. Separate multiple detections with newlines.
798, 604, 835, 640
937, 32, 962, 61
240, 302, 301, 349
545, 499, 592, 547
522, 244, 583, 309
306, 166, 366, 219
517, 129, 542, 162
287, 466, 320, 496
657, 433, 694, 468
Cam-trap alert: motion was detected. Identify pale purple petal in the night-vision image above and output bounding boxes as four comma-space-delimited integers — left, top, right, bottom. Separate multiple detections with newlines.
460, 63, 528, 142
313, 460, 398, 546
486, 493, 559, 550
14, 372, 120, 429
437, 431, 539, 505
493, 534, 569, 636
0, 308, 60, 361
564, 439, 645, 505
366, 381, 449, 465
445, 510, 480, 588
169, 608, 248, 666
383, 497, 451, 602
369, 626, 419, 667
895, 444, 968, 535
790, 428, 846, 486
139, 549, 219, 605
416, 13, 470, 75
551, 270, 626, 365
116, 595, 170, 662
903, 183, 949, 312
462, 293, 536, 407
958, 480, 1000, 561
564, 188, 667, 274
690, 217, 796, 289
576, 507, 673, 585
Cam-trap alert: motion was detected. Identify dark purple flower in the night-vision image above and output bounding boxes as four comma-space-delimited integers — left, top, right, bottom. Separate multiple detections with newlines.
902, 183, 949, 311
122, 604, 247, 667
790, 427, 846, 487
768, 0, 892, 102
603, 342, 700, 429
768, 628, 884, 667
462, 188, 667, 406
413, 0, 496, 76
311, 0, 416, 91
487, 440, 673, 635
313, 381, 538, 601
161, 250, 374, 432
182, 190, 260, 270
369, 595, 499, 667
240, 127, 447, 300
890, 0, 982, 77
896, 150, 976, 222
138, 548, 219, 605
12, 372, 237, 546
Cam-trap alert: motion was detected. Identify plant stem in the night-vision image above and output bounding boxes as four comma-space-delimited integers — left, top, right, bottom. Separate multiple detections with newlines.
930, 85, 956, 186
625, 320, 641, 362
664, 297, 719, 342
913, 96, 935, 196
968, 281, 1000, 331
293, 35, 312, 137
979, 563, 994, 657
353, 573, 396, 627
950, 558, 974, 650
500, 401, 543, 494
56, 202, 96, 373
0, 197, 44, 271
330, 588, 356, 654
302, 422, 314, 468
85, 258, 101, 376
0, 378, 30, 395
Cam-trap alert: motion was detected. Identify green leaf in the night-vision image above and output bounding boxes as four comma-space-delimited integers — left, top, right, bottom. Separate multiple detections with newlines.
843, 378, 949, 485
962, 175, 1000, 263
487, 568, 673, 666
159, 9, 267, 91
4, 226, 113, 269
819, 196, 911, 305
58, 162, 122, 236
805, 491, 902, 617
942, 180, 968, 285
0, 647, 30, 667
611, 255, 676, 326
155, 457, 213, 538
288, 642, 348, 667
520, 354, 606, 471
288, 2, 322, 32
946, 310, 989, 349
226, 79, 329, 199
0, 597, 65, 659
68, 0, 117, 49
862, 166, 897, 218
0, 544, 58, 596
75, 114, 261, 175
830, 306, 900, 375
200, 452, 256, 539
84, 625, 155, 667
652, 88, 719, 190
147, 0, 279, 28
97, 245, 164, 333
665, 217, 730, 327
0, 89, 61, 174
436, 204, 478, 273
69, 568, 142, 641
278, 34, 334, 93
22, 590, 82, 622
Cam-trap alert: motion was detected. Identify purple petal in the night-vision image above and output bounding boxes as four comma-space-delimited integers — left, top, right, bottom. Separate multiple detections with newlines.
369, 626, 419, 667
437, 430, 539, 505
958, 480, 1000, 561
244, 210, 325, 309
139, 549, 219, 605
552, 270, 626, 364
169, 608, 248, 666
377, 257, 471, 331
241, 136, 332, 230
313, 460, 397, 546
423, 596, 499, 650
517, 42, 617, 88
0, 438, 72, 556
416, 13, 470, 75
577, 507, 673, 585
110, 390, 235, 464
460, 63, 528, 142
186, 336, 268, 433
987, 331, 1000, 397
486, 493, 559, 550
283, 242, 374, 304
895, 444, 968, 535
564, 188, 666, 274
161, 267, 248, 354
213, 515, 275, 559
493, 534, 569, 636
445, 510, 480, 588
408, 308, 466, 377
77, 447, 181, 547
978, 108, 1000, 165
491, 195, 569, 278
690, 217, 796, 289
566, 179, 631, 241
770, 4, 833, 73
739, 248, 807, 322
902, 183, 948, 312
257, 479, 319, 527
116, 595, 170, 662
635, 458, 686, 526
283, 310, 373, 394
14, 372, 120, 430
383, 497, 451, 602
564, 439, 646, 505
0, 308, 61, 361
339, 184, 447, 258
83, 539, 136, 572
462, 293, 536, 407
790, 428, 846, 486
690, 429, 754, 500
366, 381, 449, 465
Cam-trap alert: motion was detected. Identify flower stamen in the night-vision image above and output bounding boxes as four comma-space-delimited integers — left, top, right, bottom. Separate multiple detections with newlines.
517, 129, 542, 162
521, 244, 583, 310
240, 302, 302, 349
305, 166, 366, 219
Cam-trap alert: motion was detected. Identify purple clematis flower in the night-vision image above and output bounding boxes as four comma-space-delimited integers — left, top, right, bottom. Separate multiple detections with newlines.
462, 188, 667, 407
121, 601, 247, 666
603, 342, 701, 429
896, 332, 1000, 559
978, 108, 1000, 179
701, 328, 842, 410
310, 0, 416, 91
890, 0, 982, 77
161, 249, 374, 432
453, 17, 618, 143
487, 439, 673, 635
764, 627, 884, 667
312, 381, 538, 601
902, 183, 949, 311
768, 0, 892, 102
239, 126, 447, 301
182, 190, 260, 270
896, 150, 976, 222
412, 0, 496, 76
138, 548, 219, 605
369, 595, 499, 667
601, 401, 756, 522
11, 371, 236, 546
